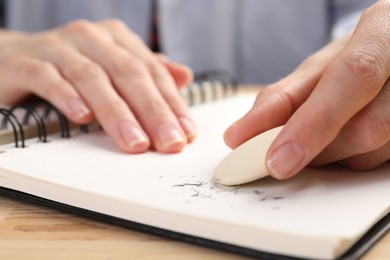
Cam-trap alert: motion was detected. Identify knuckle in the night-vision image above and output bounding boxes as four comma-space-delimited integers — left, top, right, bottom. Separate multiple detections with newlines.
130, 33, 145, 45
20, 60, 63, 97
343, 50, 383, 89
348, 112, 389, 152
100, 19, 128, 31
63, 19, 95, 34
62, 20, 103, 41
260, 87, 296, 115
112, 58, 148, 77
67, 62, 106, 82
35, 33, 61, 47
99, 19, 142, 44
22, 60, 55, 79
359, 5, 372, 22
62, 19, 111, 43
362, 1, 390, 21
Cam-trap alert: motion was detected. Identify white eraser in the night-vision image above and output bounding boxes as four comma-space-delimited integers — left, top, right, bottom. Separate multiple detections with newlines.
214, 126, 283, 185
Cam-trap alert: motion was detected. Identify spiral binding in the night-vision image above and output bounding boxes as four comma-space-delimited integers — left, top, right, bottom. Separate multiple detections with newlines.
0, 69, 237, 148
0, 108, 25, 148
182, 69, 237, 106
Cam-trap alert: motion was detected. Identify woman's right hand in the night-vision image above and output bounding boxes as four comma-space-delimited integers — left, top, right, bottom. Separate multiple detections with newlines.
0, 19, 197, 153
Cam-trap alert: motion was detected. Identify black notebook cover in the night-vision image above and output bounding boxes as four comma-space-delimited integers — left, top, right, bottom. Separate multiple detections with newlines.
0, 187, 388, 260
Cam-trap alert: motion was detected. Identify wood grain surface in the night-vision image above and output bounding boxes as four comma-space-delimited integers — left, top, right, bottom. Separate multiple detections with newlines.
0, 195, 253, 260
0, 195, 388, 259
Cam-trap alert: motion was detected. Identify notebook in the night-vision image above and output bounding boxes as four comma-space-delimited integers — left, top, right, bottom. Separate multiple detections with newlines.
0, 74, 389, 260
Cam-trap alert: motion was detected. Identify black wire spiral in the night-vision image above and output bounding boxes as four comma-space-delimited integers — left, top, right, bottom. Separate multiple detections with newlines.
0, 98, 71, 148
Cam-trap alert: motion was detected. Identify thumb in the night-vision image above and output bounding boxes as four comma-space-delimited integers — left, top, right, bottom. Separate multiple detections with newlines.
223, 32, 349, 149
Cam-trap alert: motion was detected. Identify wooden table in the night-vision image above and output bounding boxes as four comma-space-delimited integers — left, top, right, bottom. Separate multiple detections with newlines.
0, 190, 389, 260
0, 195, 251, 260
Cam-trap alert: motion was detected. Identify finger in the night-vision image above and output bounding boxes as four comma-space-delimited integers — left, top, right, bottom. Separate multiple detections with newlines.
62, 20, 188, 152
155, 54, 194, 88
310, 78, 390, 166
0, 54, 93, 124
338, 141, 390, 171
266, 3, 390, 179
224, 34, 350, 149
98, 20, 197, 143
33, 34, 151, 153
145, 59, 198, 143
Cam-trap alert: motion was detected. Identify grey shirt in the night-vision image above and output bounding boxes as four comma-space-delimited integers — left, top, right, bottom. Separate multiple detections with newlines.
4, 0, 377, 83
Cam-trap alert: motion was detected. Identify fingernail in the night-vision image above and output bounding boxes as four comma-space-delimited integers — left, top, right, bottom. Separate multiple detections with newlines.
120, 122, 149, 151
157, 123, 185, 151
67, 98, 90, 120
178, 116, 197, 142
266, 142, 305, 179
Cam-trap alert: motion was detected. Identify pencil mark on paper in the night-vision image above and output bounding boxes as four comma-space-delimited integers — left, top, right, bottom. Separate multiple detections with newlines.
170, 175, 286, 206
252, 189, 284, 202
172, 181, 206, 188
211, 179, 241, 194
191, 191, 200, 197
253, 190, 263, 196
171, 180, 210, 198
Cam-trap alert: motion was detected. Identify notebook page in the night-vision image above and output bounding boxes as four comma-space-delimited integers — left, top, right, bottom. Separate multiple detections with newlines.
0, 94, 389, 259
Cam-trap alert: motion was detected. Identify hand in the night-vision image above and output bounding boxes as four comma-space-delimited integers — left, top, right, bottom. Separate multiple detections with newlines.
224, 1, 390, 179
0, 19, 197, 153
